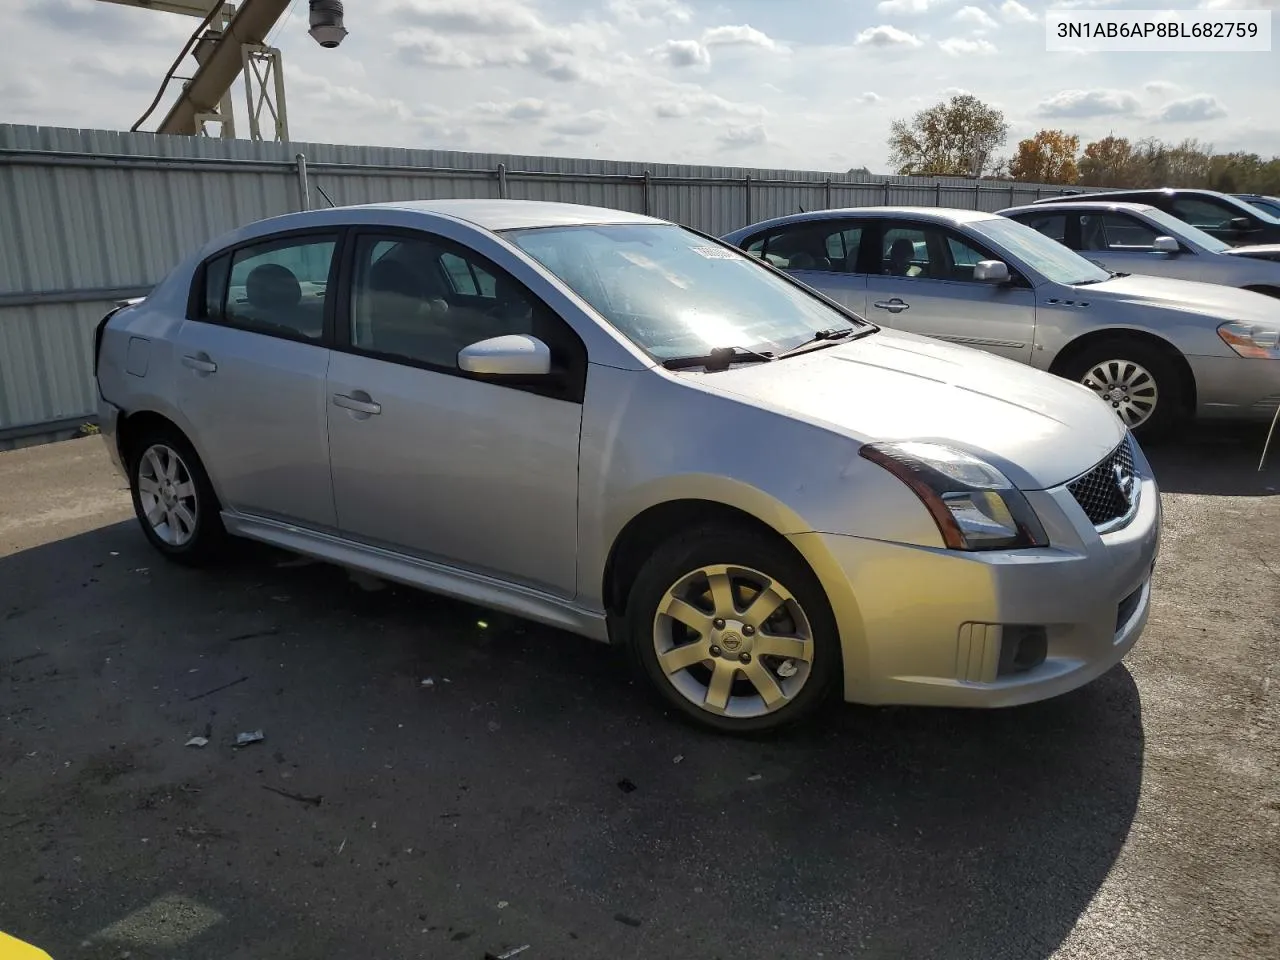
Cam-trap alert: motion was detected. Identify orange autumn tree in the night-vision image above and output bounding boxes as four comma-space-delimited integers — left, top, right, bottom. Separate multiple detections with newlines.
1008, 129, 1080, 184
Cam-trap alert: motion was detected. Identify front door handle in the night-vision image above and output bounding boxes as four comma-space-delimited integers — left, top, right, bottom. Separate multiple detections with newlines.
873, 298, 910, 314
332, 392, 382, 416
181, 354, 217, 373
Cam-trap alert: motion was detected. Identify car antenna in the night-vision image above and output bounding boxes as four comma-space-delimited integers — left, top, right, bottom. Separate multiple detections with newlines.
315, 183, 337, 208
798, 205, 806, 213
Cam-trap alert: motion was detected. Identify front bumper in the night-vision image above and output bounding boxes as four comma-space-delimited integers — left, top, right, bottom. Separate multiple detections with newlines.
793, 469, 1161, 708
1188, 354, 1280, 421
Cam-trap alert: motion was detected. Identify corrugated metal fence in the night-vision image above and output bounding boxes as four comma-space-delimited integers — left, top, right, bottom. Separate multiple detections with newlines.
0, 123, 1080, 441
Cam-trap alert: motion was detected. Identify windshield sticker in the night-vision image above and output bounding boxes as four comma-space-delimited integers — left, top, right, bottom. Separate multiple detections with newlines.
689, 245, 742, 260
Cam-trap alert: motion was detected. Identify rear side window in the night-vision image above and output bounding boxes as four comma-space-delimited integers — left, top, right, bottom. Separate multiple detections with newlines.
198, 233, 338, 342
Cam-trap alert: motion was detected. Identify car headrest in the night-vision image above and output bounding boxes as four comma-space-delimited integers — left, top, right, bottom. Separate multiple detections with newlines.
245, 263, 302, 311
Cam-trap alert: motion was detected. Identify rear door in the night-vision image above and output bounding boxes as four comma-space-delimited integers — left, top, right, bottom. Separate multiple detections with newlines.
174, 230, 339, 529
741, 219, 869, 313
862, 219, 1038, 364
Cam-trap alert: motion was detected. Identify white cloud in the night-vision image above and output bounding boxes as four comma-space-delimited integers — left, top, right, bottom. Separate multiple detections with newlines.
606, 0, 692, 25
954, 6, 999, 30
551, 110, 613, 136
999, 1, 1037, 23
939, 37, 998, 55
391, 0, 542, 35
1144, 80, 1180, 96
718, 122, 769, 148
856, 92, 884, 104
1159, 94, 1228, 122
855, 25, 925, 48
1037, 88, 1142, 118
652, 39, 711, 68
1200, 0, 1280, 9
875, 0, 950, 13
474, 98, 552, 123
654, 90, 765, 119
702, 24, 780, 50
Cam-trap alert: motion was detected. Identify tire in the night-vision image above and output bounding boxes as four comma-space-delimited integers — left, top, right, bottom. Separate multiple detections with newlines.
126, 423, 226, 566
1058, 337, 1188, 442
625, 524, 841, 734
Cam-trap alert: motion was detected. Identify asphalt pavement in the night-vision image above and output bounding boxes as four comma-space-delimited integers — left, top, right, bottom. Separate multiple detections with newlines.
1, 431, 1277, 960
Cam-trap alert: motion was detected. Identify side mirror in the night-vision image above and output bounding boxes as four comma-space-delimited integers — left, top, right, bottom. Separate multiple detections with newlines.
973, 259, 1011, 283
1153, 236, 1180, 253
458, 334, 551, 376
1230, 216, 1254, 232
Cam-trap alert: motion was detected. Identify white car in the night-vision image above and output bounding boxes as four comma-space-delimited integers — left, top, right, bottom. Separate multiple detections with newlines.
1000, 201, 1280, 296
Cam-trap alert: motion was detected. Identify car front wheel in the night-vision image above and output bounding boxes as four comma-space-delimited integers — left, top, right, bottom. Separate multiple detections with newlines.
1060, 337, 1187, 440
128, 425, 226, 565
625, 525, 841, 733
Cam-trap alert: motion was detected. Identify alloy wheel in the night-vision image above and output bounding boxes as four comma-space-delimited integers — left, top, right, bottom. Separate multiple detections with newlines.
1081, 359, 1158, 428
136, 443, 199, 547
652, 563, 815, 719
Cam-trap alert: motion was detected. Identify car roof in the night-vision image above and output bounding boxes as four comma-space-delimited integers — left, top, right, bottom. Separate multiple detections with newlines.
1034, 187, 1239, 205
723, 206, 1000, 239
1000, 201, 1162, 216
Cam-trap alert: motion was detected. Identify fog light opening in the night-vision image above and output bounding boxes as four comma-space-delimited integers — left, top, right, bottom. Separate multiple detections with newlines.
998, 625, 1047, 677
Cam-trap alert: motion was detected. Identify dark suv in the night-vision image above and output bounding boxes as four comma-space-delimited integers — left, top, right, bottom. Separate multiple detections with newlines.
1035, 188, 1280, 246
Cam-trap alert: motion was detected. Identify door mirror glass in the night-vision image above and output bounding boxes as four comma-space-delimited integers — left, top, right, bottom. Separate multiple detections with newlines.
458, 334, 552, 376
973, 260, 1011, 283
1153, 236, 1180, 253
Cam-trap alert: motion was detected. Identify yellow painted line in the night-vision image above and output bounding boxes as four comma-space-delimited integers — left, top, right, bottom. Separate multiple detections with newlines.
0, 931, 53, 960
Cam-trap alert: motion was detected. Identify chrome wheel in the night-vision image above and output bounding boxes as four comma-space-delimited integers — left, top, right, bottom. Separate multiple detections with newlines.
652, 563, 815, 719
136, 443, 198, 547
1081, 359, 1158, 428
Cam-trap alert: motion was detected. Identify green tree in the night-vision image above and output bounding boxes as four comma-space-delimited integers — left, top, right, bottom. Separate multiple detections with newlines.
1008, 129, 1080, 184
887, 94, 1009, 177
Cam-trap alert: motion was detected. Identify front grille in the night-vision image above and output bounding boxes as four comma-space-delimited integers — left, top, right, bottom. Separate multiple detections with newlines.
1068, 437, 1137, 528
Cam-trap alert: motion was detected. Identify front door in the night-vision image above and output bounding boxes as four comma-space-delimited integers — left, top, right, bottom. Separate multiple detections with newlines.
325, 230, 586, 598
1076, 211, 1196, 280
863, 220, 1037, 364
174, 230, 338, 529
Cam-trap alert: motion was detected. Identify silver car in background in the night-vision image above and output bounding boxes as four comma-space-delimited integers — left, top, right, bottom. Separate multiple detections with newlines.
95, 199, 1158, 734
722, 207, 1280, 437
999, 201, 1280, 294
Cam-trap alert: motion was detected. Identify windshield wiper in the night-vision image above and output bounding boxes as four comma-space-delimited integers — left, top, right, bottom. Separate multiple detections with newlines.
774, 326, 866, 360
662, 345, 776, 372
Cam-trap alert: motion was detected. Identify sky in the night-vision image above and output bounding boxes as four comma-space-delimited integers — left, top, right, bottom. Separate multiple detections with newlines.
2, 0, 1277, 172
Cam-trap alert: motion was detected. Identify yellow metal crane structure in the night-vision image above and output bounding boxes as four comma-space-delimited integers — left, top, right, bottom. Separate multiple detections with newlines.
93, 0, 346, 141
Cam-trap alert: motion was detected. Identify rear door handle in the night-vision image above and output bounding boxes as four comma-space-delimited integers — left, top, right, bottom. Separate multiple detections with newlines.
181, 354, 217, 373
873, 299, 910, 314
332, 393, 382, 416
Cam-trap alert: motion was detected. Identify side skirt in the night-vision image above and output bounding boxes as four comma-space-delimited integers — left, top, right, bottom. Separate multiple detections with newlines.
221, 512, 611, 643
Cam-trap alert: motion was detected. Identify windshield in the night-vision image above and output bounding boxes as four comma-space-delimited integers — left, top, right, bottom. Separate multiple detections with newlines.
971, 216, 1112, 285
502, 223, 868, 360
1138, 206, 1231, 252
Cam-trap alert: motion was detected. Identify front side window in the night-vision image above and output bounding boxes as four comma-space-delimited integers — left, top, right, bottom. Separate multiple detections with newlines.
1013, 213, 1068, 244
350, 234, 548, 370
878, 224, 995, 282
504, 223, 869, 361
211, 234, 337, 341
1084, 213, 1161, 251
1170, 197, 1245, 230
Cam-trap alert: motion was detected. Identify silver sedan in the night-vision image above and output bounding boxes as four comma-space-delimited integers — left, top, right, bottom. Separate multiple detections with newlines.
723, 207, 1280, 438
95, 199, 1158, 733
999, 200, 1280, 293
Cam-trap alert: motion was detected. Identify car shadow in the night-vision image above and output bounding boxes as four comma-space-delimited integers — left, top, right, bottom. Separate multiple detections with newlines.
2, 521, 1144, 960
1144, 421, 1280, 495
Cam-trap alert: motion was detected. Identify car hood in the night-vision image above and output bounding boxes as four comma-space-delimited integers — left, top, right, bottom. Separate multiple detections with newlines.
1221, 243, 1280, 262
688, 330, 1124, 491
1088, 273, 1280, 322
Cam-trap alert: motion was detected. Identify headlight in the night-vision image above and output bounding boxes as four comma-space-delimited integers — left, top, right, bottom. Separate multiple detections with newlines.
1218, 320, 1280, 359
860, 441, 1049, 551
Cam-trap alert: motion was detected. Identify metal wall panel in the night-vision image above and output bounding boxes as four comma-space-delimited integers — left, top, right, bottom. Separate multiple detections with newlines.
0, 123, 1085, 436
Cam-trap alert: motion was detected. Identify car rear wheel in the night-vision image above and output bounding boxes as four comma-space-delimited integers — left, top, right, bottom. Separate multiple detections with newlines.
1060, 338, 1187, 440
625, 525, 840, 733
128, 425, 226, 566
